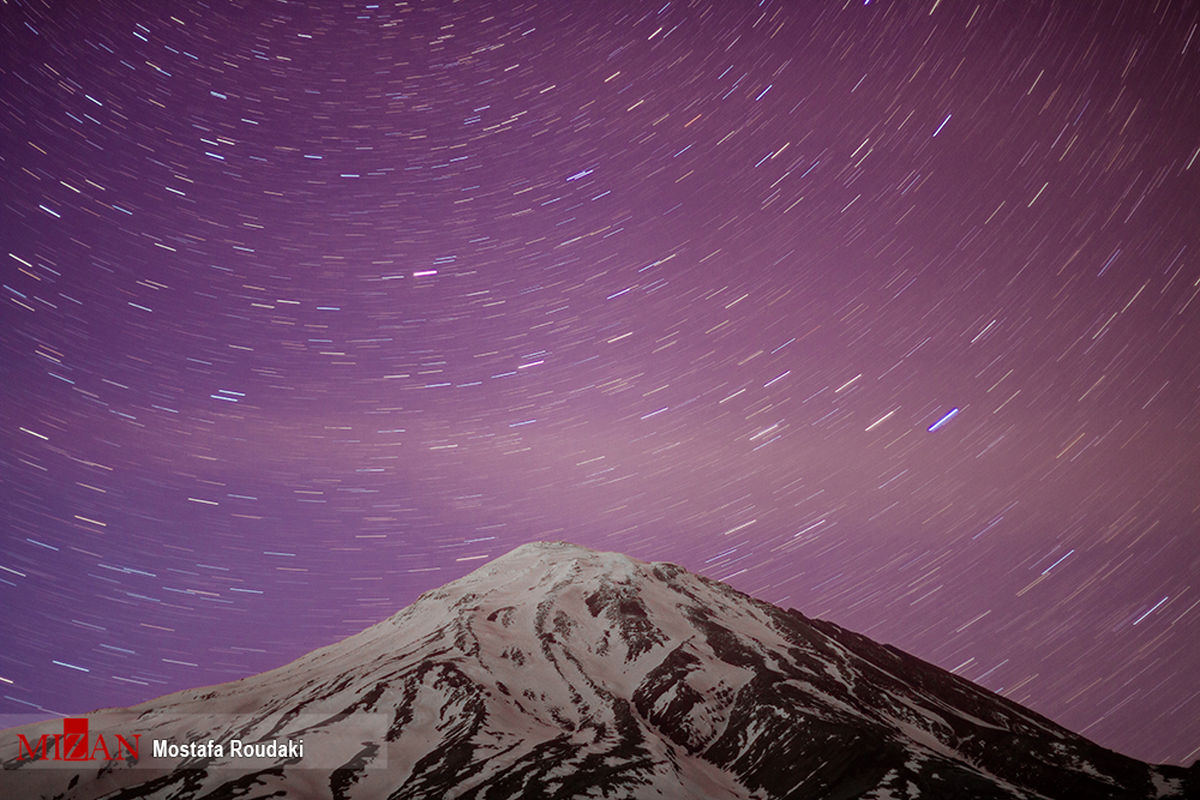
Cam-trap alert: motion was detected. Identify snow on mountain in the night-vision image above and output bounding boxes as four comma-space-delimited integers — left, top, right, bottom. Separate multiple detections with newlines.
2, 541, 1195, 799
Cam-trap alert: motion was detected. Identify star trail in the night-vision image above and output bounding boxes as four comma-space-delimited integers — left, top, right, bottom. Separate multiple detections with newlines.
2, 0, 1198, 766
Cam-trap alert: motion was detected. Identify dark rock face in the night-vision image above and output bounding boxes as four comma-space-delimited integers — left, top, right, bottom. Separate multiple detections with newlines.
2, 541, 1194, 799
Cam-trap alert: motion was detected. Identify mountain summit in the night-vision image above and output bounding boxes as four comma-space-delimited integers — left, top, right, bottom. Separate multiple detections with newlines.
3, 541, 1194, 798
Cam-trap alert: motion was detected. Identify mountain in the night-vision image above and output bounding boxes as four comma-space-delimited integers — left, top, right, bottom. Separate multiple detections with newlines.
2, 541, 1195, 799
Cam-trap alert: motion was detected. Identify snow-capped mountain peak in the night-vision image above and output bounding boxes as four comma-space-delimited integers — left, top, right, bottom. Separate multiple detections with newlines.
3, 542, 1194, 799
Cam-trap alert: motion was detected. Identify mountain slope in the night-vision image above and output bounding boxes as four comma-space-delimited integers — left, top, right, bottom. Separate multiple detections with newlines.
2, 541, 1194, 799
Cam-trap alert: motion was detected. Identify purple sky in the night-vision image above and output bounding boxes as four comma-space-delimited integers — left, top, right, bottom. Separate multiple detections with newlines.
2, 0, 1198, 766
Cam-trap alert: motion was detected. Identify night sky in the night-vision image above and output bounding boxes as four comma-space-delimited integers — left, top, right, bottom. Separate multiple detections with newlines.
2, 0, 1198, 766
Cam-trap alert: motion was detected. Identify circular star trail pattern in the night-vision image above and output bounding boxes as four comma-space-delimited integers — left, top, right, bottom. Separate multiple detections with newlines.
2, 0, 1198, 766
